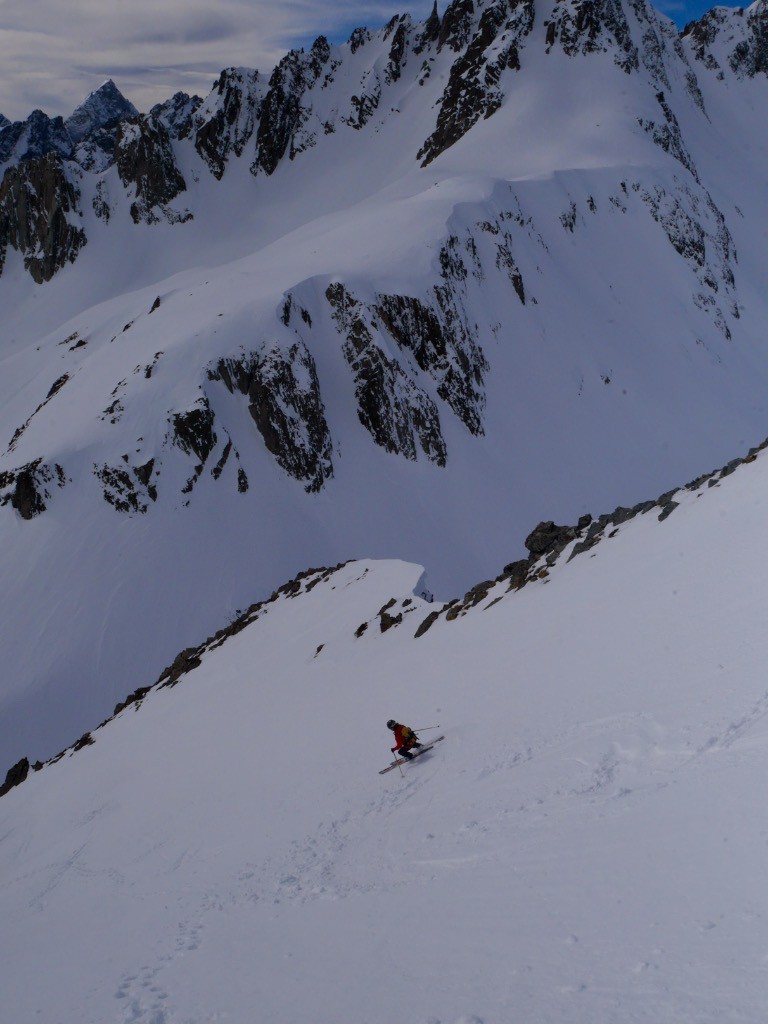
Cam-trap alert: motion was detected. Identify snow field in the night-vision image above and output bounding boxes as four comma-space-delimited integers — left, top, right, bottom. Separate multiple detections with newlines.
3, 451, 768, 1021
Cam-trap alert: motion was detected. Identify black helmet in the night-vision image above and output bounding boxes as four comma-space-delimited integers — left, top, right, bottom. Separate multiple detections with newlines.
386, 719, 397, 730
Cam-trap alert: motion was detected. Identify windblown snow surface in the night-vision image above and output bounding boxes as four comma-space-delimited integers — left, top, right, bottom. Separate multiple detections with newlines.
2, 444, 768, 1023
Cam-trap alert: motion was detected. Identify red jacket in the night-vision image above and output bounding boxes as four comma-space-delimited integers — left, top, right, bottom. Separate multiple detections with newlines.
393, 724, 416, 751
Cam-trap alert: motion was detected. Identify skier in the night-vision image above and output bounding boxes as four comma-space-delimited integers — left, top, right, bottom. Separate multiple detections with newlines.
387, 719, 422, 760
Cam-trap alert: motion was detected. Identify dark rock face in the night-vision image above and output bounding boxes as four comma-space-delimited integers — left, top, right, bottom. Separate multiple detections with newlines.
348, 28, 372, 54
151, 92, 203, 139
0, 459, 67, 518
193, 68, 263, 179
419, 0, 534, 166
172, 403, 217, 465
210, 342, 333, 492
384, 16, 412, 85
684, 1, 768, 79
525, 520, 578, 559
415, 1, 442, 52
94, 462, 151, 514
729, 2, 768, 77
0, 121, 24, 165
637, 91, 699, 180
0, 152, 86, 282
0, 757, 29, 798
438, 0, 477, 52
682, 9, 729, 72
65, 79, 138, 144
115, 115, 190, 224
327, 283, 448, 465
252, 36, 331, 175
0, 109, 73, 167
375, 289, 486, 435
545, 0, 638, 74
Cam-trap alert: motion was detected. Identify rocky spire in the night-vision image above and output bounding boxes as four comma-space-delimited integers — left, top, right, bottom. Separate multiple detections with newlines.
65, 79, 138, 144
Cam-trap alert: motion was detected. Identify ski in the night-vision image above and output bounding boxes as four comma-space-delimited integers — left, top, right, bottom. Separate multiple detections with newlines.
379, 735, 444, 774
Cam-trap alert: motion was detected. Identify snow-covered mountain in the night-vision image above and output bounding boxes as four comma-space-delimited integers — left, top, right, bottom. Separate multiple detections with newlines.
2, 0, 768, 768
3, 421, 768, 1023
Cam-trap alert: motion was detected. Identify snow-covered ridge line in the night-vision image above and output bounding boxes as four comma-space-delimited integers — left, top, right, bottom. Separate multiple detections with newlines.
4, 430, 767, 800
356, 432, 768, 634
0, 561, 350, 797
2, 0, 762, 281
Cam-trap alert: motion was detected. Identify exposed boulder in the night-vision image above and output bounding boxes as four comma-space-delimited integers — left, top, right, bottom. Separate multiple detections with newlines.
524, 520, 578, 560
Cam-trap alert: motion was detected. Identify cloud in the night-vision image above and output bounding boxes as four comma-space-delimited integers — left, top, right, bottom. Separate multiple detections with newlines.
0, 0, 435, 120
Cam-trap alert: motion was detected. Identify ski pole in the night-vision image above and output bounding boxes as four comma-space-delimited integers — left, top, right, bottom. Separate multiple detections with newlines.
413, 725, 440, 731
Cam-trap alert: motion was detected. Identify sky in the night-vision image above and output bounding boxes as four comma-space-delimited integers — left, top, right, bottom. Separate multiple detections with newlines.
0, 0, 739, 121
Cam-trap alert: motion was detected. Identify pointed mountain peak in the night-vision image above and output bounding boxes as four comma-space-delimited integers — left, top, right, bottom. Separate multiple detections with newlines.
0, 113, 10, 130
65, 79, 138, 144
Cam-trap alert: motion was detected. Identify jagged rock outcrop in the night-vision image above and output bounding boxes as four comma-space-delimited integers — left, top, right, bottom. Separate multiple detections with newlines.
438, 0, 477, 52
151, 91, 202, 139
0, 109, 73, 167
326, 283, 448, 465
0, 757, 29, 797
419, 0, 535, 165
375, 287, 486, 435
115, 114, 190, 223
252, 36, 332, 175
415, 1, 442, 52
192, 68, 264, 178
65, 79, 138, 144
545, 0, 639, 72
0, 459, 67, 518
638, 90, 699, 180
0, 152, 86, 281
683, 0, 768, 79
210, 341, 333, 492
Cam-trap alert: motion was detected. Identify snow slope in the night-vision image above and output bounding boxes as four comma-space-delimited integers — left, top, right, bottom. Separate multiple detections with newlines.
2, 441, 768, 1023
2, 0, 768, 769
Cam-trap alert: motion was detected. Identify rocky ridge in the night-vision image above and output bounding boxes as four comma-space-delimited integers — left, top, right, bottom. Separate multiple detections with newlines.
682, 0, 768, 79
0, 0, 749, 285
